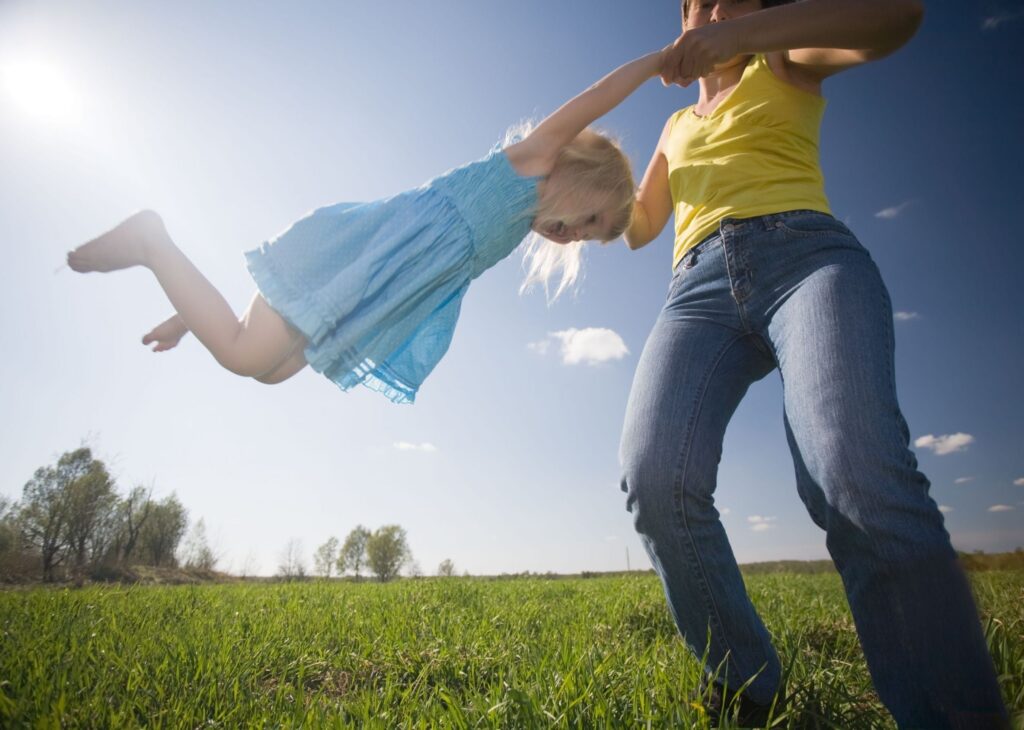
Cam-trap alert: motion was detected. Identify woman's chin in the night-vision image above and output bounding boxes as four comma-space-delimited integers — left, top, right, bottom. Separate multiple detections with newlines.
712, 54, 753, 74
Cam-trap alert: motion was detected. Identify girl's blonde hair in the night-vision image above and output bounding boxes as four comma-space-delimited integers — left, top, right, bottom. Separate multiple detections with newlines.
516, 126, 635, 300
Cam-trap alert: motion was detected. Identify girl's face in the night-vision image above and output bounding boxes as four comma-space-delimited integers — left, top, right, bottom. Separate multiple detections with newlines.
537, 211, 612, 245
683, 0, 761, 31
533, 176, 620, 245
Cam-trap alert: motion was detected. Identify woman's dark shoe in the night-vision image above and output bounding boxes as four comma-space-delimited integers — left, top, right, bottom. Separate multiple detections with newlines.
697, 681, 776, 728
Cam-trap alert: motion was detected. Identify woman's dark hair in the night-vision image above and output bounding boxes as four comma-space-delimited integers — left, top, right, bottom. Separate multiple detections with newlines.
682, 0, 797, 21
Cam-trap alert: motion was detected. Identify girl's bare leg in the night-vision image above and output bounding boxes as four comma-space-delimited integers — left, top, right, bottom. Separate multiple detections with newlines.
142, 314, 189, 352
68, 210, 305, 378
142, 312, 308, 382
254, 346, 308, 385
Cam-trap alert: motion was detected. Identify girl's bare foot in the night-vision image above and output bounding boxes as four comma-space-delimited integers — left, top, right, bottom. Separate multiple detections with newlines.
67, 210, 169, 273
142, 314, 189, 352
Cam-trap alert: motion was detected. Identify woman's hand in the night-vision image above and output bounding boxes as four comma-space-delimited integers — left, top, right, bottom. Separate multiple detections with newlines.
660, 23, 741, 87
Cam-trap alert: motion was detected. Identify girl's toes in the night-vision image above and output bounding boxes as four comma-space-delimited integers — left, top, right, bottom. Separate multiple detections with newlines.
67, 250, 87, 272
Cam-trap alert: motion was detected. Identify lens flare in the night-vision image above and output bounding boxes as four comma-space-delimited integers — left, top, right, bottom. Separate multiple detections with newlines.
2, 60, 82, 125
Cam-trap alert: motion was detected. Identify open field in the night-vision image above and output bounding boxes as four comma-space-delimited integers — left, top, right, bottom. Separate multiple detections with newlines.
1, 572, 1021, 728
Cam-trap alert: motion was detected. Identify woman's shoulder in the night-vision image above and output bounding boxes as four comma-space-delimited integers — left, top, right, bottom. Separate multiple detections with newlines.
664, 107, 691, 132
761, 52, 824, 97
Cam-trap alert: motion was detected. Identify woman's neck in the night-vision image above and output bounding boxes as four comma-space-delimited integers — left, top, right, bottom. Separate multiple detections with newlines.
696, 55, 753, 110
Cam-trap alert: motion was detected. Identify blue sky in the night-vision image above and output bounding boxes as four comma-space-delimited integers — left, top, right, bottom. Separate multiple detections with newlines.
1, 1, 1022, 577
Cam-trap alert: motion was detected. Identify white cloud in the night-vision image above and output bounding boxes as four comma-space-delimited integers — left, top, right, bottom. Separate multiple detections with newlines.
914, 433, 974, 455
747, 515, 777, 532
954, 477, 975, 485
720, 507, 731, 516
541, 327, 628, 366
893, 311, 919, 321
1014, 478, 1024, 486
982, 11, 1024, 30
526, 340, 550, 356
875, 201, 913, 220
938, 505, 953, 513
393, 441, 437, 453
988, 505, 1014, 513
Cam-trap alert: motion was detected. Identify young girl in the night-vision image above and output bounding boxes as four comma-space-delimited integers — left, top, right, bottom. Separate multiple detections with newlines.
619, 0, 1009, 727
67, 48, 662, 403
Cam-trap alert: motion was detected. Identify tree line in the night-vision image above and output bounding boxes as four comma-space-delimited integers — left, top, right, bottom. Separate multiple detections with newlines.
1, 445, 446, 585
0, 447, 212, 583
288, 525, 415, 582
289, 529, 456, 582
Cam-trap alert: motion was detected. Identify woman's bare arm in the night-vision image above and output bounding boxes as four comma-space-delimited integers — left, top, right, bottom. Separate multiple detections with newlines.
625, 117, 674, 251
663, 0, 925, 86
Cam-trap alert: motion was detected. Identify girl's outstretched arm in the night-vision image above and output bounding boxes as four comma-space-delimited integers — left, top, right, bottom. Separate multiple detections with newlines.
507, 49, 667, 177
664, 0, 924, 86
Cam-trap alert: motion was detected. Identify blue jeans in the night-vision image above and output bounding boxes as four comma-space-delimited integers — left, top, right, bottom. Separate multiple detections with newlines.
619, 211, 1007, 727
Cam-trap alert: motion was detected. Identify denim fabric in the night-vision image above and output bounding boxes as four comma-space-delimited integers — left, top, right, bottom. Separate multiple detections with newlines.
619, 211, 1008, 727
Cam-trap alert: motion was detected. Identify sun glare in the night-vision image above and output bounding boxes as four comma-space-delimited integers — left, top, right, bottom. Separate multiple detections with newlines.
2, 60, 82, 125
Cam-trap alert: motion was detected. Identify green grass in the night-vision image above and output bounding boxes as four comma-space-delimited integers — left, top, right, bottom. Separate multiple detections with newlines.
1, 572, 1021, 728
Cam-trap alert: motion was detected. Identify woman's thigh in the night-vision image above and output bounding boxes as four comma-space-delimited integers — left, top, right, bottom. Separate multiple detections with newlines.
620, 307, 774, 516
769, 254, 945, 559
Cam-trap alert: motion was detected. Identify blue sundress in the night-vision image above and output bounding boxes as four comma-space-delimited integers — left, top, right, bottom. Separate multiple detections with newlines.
244, 145, 539, 403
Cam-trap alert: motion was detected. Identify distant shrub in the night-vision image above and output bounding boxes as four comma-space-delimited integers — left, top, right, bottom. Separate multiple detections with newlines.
958, 549, 1024, 572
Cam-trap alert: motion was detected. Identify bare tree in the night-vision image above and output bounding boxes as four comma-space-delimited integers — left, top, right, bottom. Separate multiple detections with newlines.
62, 457, 116, 577
20, 466, 67, 581
20, 448, 103, 581
116, 485, 153, 564
87, 499, 122, 568
0, 495, 17, 556
437, 558, 456, 577
0, 496, 33, 580
366, 525, 410, 582
139, 495, 187, 567
238, 550, 259, 579
277, 538, 306, 580
0, 497, 14, 548
313, 537, 339, 579
180, 518, 217, 571
338, 525, 370, 580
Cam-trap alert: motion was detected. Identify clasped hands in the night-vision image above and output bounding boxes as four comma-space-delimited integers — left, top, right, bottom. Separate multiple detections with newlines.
659, 23, 742, 87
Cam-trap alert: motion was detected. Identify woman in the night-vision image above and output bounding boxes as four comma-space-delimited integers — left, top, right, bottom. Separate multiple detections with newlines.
619, 1, 1008, 726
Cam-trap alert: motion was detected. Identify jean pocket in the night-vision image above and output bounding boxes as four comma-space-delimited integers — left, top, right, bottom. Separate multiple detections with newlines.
774, 212, 854, 239
666, 269, 684, 300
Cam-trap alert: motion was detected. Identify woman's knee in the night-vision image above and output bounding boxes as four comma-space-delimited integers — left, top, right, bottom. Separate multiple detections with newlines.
622, 448, 717, 535
821, 477, 951, 564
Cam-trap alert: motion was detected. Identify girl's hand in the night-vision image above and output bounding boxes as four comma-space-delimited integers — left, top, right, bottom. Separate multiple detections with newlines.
660, 23, 740, 87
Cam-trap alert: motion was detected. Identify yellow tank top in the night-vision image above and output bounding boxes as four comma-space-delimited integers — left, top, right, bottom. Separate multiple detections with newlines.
667, 54, 831, 267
